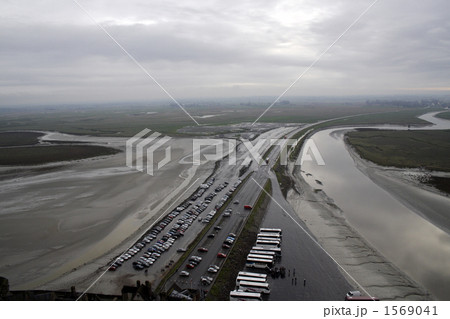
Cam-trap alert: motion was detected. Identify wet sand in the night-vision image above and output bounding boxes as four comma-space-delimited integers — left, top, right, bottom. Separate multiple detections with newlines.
284, 112, 450, 300
286, 168, 432, 300
0, 134, 214, 290
346, 143, 450, 235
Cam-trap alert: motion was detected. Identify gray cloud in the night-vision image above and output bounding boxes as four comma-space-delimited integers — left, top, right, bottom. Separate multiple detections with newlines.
1, 0, 449, 106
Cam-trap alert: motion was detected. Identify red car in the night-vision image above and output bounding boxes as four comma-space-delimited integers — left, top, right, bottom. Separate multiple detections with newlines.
186, 263, 196, 269
198, 247, 208, 252
217, 253, 227, 258
244, 205, 252, 210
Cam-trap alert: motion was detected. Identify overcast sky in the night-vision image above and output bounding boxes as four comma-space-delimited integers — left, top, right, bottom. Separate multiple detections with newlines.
1, 0, 449, 106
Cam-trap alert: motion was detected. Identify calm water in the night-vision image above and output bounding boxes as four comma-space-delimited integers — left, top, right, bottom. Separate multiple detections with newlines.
299, 112, 450, 300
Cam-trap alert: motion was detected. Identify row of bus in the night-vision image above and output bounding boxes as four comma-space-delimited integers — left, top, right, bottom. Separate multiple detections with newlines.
245, 228, 282, 269
229, 228, 283, 301
229, 271, 270, 300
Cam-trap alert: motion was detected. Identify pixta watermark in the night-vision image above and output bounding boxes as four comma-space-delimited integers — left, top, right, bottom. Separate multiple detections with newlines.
126, 129, 324, 175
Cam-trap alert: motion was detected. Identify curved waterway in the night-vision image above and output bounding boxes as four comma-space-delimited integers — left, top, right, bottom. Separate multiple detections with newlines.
299, 112, 450, 300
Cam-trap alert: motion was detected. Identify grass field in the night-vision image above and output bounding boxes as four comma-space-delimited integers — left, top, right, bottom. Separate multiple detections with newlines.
346, 129, 450, 172
436, 111, 450, 120
0, 145, 120, 166
0, 104, 419, 137
426, 176, 450, 195
0, 132, 43, 147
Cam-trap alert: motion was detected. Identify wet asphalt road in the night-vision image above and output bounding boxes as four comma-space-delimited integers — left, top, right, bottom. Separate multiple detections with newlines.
261, 173, 352, 300
168, 131, 353, 300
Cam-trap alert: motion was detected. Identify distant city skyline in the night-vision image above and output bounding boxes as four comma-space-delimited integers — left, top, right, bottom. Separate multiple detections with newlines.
1, 0, 449, 106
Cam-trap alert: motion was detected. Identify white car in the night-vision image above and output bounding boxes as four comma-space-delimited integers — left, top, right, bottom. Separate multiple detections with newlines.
180, 271, 190, 277
346, 291, 361, 297
207, 267, 218, 273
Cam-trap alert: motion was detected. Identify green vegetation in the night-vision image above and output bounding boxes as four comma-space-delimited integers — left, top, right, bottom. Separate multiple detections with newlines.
346, 129, 450, 172
0, 145, 120, 166
426, 176, 450, 195
436, 111, 450, 120
207, 179, 272, 301
0, 104, 421, 137
0, 132, 43, 147
270, 107, 445, 198
290, 108, 437, 159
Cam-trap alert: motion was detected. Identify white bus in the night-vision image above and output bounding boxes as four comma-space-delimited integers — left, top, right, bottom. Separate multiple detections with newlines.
252, 246, 282, 256
229, 290, 262, 301
257, 233, 282, 240
259, 228, 282, 235
257, 236, 282, 242
249, 250, 276, 257
236, 276, 267, 285
238, 271, 267, 279
238, 280, 271, 294
256, 239, 281, 248
247, 254, 274, 262
246, 257, 273, 269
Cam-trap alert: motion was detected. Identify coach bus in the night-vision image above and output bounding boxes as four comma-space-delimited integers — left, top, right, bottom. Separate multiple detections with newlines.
252, 246, 282, 256
238, 280, 271, 294
229, 290, 262, 301
255, 239, 281, 248
246, 257, 273, 269
238, 271, 268, 279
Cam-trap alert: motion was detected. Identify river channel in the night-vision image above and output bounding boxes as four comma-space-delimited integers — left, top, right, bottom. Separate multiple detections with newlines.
298, 112, 450, 300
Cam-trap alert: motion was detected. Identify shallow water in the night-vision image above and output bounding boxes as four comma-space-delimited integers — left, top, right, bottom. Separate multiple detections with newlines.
299, 112, 450, 299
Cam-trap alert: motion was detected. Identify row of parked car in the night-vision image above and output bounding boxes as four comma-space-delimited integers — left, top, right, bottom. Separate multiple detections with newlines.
191, 177, 215, 201
129, 178, 240, 270
197, 233, 237, 285
109, 177, 241, 272
132, 207, 205, 270
108, 184, 215, 271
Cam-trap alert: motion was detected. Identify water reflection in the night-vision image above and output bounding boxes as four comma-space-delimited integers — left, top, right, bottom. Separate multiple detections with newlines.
300, 112, 450, 300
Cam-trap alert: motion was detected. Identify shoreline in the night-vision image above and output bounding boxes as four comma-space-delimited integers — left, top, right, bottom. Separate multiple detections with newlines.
345, 138, 450, 236
0, 134, 214, 292
285, 158, 432, 301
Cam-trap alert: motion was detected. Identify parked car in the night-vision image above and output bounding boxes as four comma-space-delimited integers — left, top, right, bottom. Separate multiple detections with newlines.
180, 271, 190, 277
201, 276, 214, 285
198, 247, 208, 252
217, 253, 227, 258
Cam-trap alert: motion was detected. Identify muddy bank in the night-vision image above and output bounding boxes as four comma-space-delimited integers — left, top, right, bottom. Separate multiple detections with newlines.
286, 171, 432, 300
0, 134, 214, 290
345, 141, 450, 236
